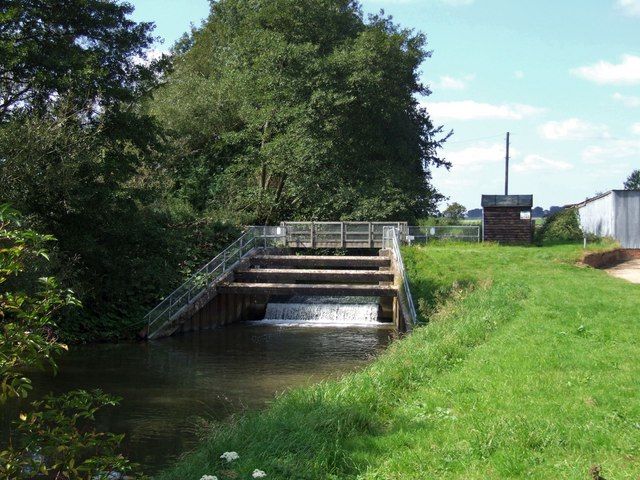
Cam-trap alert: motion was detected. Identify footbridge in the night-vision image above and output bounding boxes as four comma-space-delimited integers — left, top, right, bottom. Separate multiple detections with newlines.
142, 222, 417, 339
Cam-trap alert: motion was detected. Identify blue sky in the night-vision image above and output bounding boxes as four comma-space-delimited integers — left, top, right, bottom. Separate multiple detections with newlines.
130, 0, 640, 210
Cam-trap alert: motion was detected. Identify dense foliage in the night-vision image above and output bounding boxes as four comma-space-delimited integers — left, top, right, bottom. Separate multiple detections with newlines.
535, 207, 584, 243
0, 206, 142, 479
0, 1, 239, 340
0, 0, 447, 340
151, 0, 449, 224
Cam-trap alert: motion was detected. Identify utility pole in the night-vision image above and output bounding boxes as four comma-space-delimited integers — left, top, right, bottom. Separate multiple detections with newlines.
504, 131, 510, 195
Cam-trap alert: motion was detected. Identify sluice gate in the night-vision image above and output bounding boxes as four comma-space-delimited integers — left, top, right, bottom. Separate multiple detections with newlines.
143, 223, 417, 340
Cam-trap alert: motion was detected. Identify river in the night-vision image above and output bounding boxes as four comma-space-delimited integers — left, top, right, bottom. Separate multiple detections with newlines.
1, 322, 393, 474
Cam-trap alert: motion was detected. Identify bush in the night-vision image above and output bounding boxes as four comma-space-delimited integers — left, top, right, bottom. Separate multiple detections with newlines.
536, 208, 583, 244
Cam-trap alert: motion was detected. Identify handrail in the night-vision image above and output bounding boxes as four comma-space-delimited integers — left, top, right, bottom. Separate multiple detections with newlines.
145, 227, 263, 338
383, 226, 418, 325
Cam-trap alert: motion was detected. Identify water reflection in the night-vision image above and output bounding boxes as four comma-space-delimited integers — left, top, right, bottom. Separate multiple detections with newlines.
1, 323, 392, 473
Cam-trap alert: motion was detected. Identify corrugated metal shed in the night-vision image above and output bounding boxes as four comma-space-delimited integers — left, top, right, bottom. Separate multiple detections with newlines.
571, 190, 640, 248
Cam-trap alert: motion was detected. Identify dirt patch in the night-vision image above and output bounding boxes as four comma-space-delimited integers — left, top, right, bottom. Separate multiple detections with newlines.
581, 248, 640, 269
605, 259, 640, 284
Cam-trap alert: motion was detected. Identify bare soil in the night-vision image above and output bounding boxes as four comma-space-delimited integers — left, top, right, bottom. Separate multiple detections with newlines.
605, 259, 640, 284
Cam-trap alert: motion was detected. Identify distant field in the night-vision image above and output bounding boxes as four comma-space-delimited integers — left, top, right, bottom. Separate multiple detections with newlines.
160, 242, 639, 479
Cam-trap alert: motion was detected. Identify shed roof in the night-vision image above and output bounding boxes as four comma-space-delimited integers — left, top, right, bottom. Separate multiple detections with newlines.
481, 194, 533, 208
567, 190, 640, 209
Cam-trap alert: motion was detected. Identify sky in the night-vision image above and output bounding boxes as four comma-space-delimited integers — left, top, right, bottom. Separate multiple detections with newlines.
130, 0, 640, 210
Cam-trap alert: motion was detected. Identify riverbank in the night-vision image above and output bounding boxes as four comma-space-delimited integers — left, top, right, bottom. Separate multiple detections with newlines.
159, 242, 640, 479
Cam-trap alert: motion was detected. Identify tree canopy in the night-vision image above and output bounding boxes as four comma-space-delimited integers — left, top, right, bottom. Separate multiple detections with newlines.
442, 202, 467, 220
151, 0, 449, 224
624, 169, 640, 190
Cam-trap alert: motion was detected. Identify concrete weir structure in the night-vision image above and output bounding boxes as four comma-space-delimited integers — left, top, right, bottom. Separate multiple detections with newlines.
143, 224, 417, 339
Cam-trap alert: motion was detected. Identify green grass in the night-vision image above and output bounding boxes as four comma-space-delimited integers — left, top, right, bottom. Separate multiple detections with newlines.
158, 243, 640, 479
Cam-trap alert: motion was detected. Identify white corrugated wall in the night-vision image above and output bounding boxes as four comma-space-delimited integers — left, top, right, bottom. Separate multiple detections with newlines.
577, 192, 615, 239
614, 191, 640, 248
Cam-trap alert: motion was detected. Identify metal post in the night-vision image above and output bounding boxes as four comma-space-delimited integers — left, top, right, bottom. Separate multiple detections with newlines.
311, 222, 315, 248
505, 131, 510, 195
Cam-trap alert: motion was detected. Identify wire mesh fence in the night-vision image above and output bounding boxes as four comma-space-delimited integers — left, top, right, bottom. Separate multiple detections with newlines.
406, 225, 481, 244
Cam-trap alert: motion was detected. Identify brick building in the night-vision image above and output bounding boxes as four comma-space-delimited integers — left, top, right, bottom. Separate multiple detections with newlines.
482, 195, 534, 244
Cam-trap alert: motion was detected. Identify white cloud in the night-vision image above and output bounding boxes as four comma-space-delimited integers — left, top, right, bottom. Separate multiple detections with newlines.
445, 142, 518, 169
514, 70, 525, 79
613, 92, 640, 107
434, 74, 475, 90
617, 0, 640, 16
512, 154, 573, 173
632, 123, 640, 135
426, 100, 544, 121
572, 54, 640, 85
582, 139, 640, 164
538, 118, 610, 140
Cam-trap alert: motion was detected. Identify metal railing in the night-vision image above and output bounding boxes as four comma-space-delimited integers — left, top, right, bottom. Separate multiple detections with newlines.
147, 222, 477, 337
406, 225, 480, 243
281, 221, 408, 248
382, 227, 418, 326
144, 226, 285, 339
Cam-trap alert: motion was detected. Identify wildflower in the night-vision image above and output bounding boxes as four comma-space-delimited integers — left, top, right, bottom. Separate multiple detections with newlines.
252, 469, 267, 478
220, 451, 240, 462
200, 476, 217, 480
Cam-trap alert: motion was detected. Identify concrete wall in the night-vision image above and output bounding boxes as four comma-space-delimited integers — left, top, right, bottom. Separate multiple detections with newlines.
177, 293, 268, 335
614, 191, 640, 248
578, 191, 640, 248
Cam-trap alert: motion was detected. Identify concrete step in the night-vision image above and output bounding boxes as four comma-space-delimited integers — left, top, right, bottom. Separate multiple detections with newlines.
234, 268, 395, 283
249, 255, 390, 268
220, 282, 397, 297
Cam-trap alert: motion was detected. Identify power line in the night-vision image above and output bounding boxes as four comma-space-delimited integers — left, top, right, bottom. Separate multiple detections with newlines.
445, 133, 506, 145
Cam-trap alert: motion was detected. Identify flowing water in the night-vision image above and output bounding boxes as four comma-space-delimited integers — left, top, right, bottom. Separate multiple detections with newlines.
1, 300, 393, 474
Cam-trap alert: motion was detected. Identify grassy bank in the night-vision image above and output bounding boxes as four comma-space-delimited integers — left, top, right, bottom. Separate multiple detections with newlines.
159, 243, 640, 479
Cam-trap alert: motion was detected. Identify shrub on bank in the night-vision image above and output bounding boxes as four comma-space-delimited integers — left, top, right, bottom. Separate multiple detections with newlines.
535, 207, 583, 243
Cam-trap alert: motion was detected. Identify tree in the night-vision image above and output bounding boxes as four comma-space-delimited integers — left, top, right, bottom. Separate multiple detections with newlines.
532, 206, 545, 217
442, 202, 467, 220
624, 169, 640, 190
466, 208, 482, 219
0, 205, 144, 479
0, 0, 157, 120
151, 0, 449, 224
0, 1, 183, 339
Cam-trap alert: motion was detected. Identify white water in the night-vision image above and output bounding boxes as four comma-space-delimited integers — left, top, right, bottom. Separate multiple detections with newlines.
260, 297, 383, 327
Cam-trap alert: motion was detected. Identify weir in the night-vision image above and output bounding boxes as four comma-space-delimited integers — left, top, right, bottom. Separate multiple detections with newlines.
262, 296, 381, 326
143, 223, 417, 339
